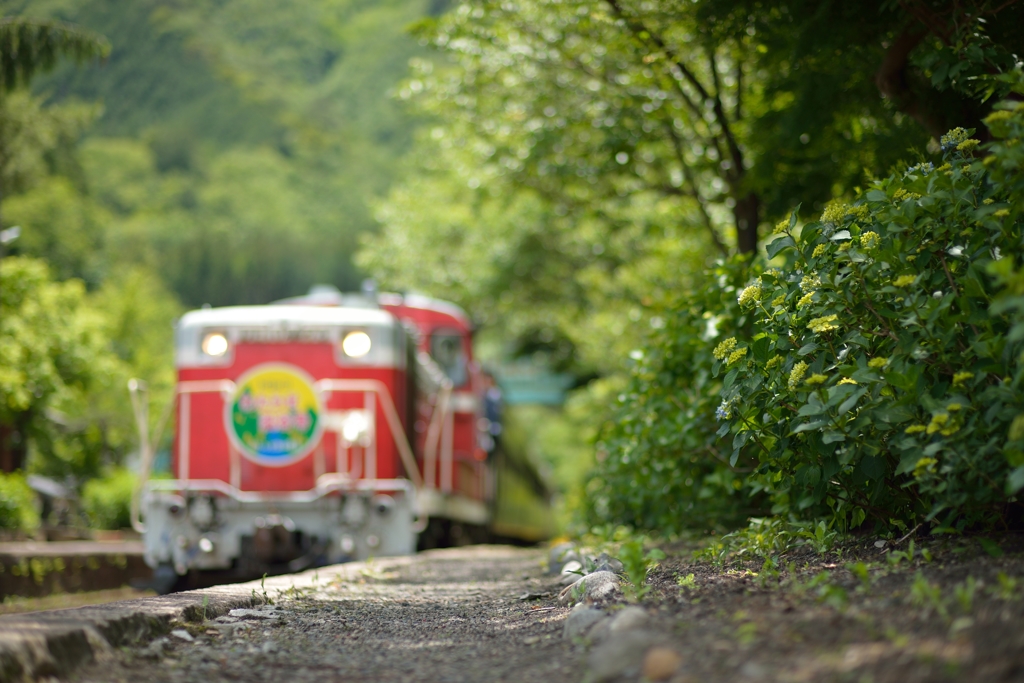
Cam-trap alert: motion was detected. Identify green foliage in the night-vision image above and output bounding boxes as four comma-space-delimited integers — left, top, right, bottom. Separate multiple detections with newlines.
618, 535, 665, 601
0, 471, 38, 531
81, 467, 134, 530
909, 571, 947, 619
0, 257, 177, 480
0, 16, 109, 91
10, 0, 437, 307
594, 81, 1024, 536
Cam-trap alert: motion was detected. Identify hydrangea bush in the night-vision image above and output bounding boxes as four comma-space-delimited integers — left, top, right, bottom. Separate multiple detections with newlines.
589, 84, 1024, 535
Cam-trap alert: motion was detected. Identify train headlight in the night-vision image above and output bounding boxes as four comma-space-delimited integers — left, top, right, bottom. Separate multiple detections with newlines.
341, 330, 372, 358
201, 332, 229, 357
340, 410, 372, 445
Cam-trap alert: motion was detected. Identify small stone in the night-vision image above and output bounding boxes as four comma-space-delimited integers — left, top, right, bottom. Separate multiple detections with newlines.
741, 661, 767, 679
261, 640, 278, 654
214, 616, 239, 624
608, 606, 650, 634
229, 608, 277, 619
592, 552, 624, 574
873, 540, 886, 549
518, 591, 548, 601
643, 647, 683, 681
564, 604, 607, 640
138, 637, 169, 659
523, 636, 540, 645
559, 571, 621, 605
587, 629, 659, 682
560, 560, 584, 585
548, 542, 577, 574
170, 629, 194, 642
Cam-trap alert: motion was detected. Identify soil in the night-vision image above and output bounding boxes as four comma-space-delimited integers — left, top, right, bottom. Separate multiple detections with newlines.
68, 536, 1024, 683
641, 532, 1024, 682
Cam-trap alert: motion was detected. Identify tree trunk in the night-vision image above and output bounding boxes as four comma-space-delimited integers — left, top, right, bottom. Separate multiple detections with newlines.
734, 191, 760, 255
0, 415, 27, 473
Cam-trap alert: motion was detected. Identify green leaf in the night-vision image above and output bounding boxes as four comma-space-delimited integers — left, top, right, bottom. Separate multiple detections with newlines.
822, 431, 846, 444
1007, 466, 1024, 495
751, 336, 772, 363
857, 455, 886, 480
797, 343, 819, 356
766, 235, 795, 260
793, 419, 829, 434
837, 388, 867, 415
978, 538, 1004, 558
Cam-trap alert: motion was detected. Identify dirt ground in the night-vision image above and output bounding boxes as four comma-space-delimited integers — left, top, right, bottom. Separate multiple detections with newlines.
643, 532, 1024, 682
67, 536, 1024, 683
72, 546, 583, 683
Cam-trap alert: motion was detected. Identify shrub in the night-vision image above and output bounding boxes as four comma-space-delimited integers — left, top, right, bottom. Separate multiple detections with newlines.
0, 472, 39, 532
81, 468, 136, 530
590, 81, 1024, 535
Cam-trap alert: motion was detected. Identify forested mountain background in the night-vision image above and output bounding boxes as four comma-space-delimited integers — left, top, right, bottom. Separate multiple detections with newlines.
0, 0, 446, 489
4, 0, 439, 306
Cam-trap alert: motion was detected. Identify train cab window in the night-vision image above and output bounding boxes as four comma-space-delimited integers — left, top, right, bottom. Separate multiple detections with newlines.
429, 329, 467, 387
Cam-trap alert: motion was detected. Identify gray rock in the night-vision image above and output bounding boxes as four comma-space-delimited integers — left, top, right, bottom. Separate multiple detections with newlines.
170, 629, 194, 643
228, 608, 277, 619
741, 661, 767, 679
563, 604, 607, 640
138, 637, 169, 659
607, 606, 650, 635
559, 570, 621, 605
587, 606, 650, 645
592, 552, 624, 574
261, 640, 279, 654
548, 542, 576, 574
586, 628, 660, 682
559, 560, 584, 586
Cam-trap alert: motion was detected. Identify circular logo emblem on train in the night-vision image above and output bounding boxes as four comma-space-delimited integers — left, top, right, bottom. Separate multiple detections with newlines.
225, 363, 323, 467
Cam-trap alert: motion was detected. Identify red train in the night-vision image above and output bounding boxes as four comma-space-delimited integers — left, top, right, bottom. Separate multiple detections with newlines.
135, 285, 549, 585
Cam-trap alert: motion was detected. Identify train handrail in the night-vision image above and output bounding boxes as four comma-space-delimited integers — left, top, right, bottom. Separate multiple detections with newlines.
422, 380, 453, 491
131, 376, 423, 531
147, 475, 416, 504
315, 379, 423, 489
127, 379, 215, 533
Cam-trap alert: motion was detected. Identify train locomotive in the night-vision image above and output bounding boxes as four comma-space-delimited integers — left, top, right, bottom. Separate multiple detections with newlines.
133, 285, 550, 586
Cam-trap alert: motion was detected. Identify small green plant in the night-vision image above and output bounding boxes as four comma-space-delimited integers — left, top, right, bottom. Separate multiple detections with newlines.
619, 536, 665, 601
886, 540, 916, 567
251, 572, 272, 605
802, 571, 849, 610
201, 595, 209, 621
676, 573, 697, 590
846, 562, 873, 590
800, 521, 838, 555
909, 572, 947, 618
989, 571, 1019, 600
568, 579, 586, 606
953, 576, 978, 613
696, 518, 797, 565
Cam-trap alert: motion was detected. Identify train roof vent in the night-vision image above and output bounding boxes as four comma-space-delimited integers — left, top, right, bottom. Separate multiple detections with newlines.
273, 284, 379, 309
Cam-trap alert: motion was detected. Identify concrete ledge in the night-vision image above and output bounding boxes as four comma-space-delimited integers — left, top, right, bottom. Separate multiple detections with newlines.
0, 585, 264, 681
0, 542, 150, 598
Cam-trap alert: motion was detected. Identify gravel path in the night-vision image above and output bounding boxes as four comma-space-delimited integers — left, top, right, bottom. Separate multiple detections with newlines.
72, 546, 581, 683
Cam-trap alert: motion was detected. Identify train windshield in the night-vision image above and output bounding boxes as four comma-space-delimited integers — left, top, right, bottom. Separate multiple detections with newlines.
429, 330, 467, 387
